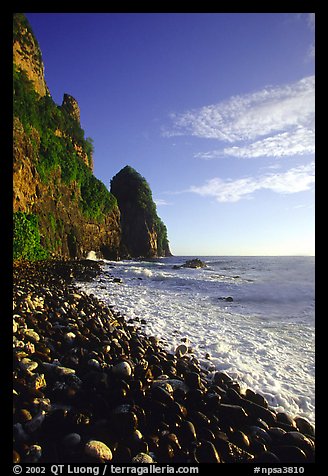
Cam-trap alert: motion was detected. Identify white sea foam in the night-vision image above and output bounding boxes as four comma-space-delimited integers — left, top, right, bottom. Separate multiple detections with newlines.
77, 256, 315, 426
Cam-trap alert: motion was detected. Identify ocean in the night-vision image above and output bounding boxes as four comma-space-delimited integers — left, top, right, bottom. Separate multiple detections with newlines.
76, 255, 315, 426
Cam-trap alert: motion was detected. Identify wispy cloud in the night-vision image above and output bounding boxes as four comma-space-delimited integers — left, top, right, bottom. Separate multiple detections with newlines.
195, 127, 315, 160
165, 76, 315, 159
189, 162, 314, 203
155, 198, 172, 206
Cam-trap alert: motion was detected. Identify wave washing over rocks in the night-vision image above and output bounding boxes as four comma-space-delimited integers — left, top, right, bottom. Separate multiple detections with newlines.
13, 260, 315, 464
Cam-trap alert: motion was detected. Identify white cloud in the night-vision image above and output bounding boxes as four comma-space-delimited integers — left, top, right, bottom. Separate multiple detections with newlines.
165, 76, 315, 159
189, 162, 314, 203
155, 198, 172, 206
167, 76, 314, 141
195, 127, 315, 159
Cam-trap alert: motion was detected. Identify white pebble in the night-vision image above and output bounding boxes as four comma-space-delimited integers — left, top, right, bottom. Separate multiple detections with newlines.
84, 440, 112, 462
112, 361, 132, 378
132, 453, 155, 463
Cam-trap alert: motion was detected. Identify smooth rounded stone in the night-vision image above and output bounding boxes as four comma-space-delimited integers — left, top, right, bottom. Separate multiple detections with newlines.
248, 426, 272, 445
13, 450, 21, 463
276, 412, 297, 428
132, 452, 155, 463
13, 321, 18, 333
62, 433, 82, 448
161, 433, 181, 452
88, 358, 101, 369
25, 444, 42, 463
185, 371, 202, 389
69, 293, 82, 301
20, 358, 38, 373
189, 410, 211, 429
161, 378, 189, 393
204, 391, 221, 411
112, 361, 132, 378
225, 387, 242, 403
213, 371, 233, 386
255, 418, 270, 431
217, 404, 249, 427
18, 409, 33, 423
282, 431, 315, 458
272, 445, 307, 463
112, 405, 138, 433
23, 329, 40, 343
64, 332, 76, 344
113, 445, 132, 463
195, 440, 221, 463
229, 430, 250, 450
25, 410, 46, 433
177, 420, 197, 446
294, 416, 315, 436
13, 423, 29, 443
267, 427, 287, 443
245, 388, 268, 408
84, 440, 113, 462
184, 388, 204, 409
175, 344, 188, 358
248, 438, 267, 456
151, 386, 174, 405
152, 380, 174, 394
56, 366, 76, 376
240, 399, 277, 426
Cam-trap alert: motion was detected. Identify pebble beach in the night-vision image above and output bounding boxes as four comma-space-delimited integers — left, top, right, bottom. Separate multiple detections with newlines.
13, 260, 315, 464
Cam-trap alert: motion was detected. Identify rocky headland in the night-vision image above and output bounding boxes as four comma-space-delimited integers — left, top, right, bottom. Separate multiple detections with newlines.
13, 260, 315, 464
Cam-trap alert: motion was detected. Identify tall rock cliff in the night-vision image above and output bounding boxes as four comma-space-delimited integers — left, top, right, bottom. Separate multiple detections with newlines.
13, 13, 120, 260
111, 166, 171, 258
13, 14, 171, 261
13, 13, 49, 97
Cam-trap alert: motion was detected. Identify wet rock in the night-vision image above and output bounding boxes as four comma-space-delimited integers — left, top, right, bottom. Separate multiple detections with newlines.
245, 388, 268, 408
294, 416, 315, 436
13, 450, 21, 463
182, 259, 207, 269
25, 444, 42, 463
276, 412, 297, 428
23, 329, 40, 343
62, 433, 82, 448
112, 361, 132, 378
12, 260, 315, 464
175, 344, 188, 358
229, 430, 250, 450
132, 452, 155, 463
272, 445, 307, 463
20, 358, 38, 373
217, 404, 249, 427
195, 440, 221, 463
84, 440, 113, 462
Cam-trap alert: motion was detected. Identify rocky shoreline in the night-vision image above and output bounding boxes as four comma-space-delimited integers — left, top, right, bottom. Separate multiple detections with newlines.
13, 260, 315, 464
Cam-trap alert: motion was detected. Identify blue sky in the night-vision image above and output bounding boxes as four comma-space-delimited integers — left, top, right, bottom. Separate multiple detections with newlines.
26, 13, 315, 256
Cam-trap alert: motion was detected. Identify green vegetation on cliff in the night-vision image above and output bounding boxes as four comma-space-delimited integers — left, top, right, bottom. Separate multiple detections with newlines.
13, 14, 171, 261
111, 166, 171, 257
13, 212, 49, 260
13, 65, 117, 224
